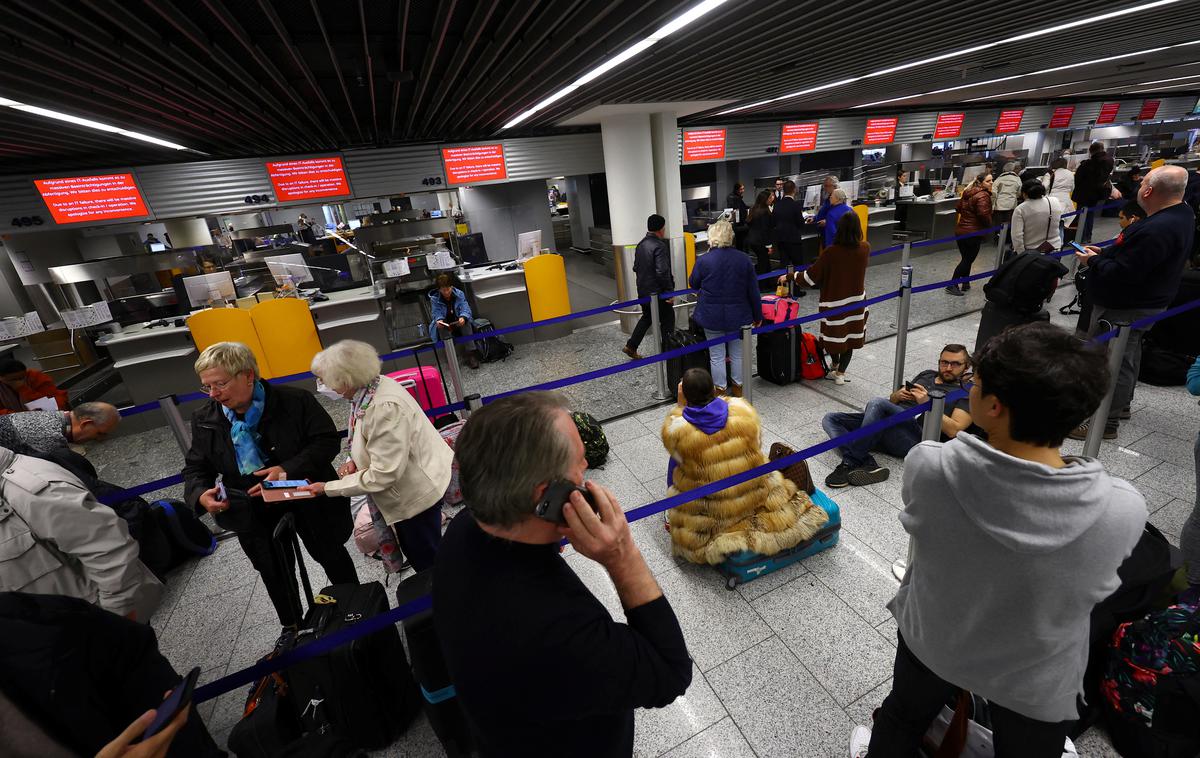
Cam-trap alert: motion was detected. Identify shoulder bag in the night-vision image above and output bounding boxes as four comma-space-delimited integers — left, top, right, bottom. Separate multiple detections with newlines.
1037, 198, 1056, 253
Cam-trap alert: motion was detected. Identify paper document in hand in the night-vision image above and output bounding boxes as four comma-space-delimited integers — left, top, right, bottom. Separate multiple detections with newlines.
25, 396, 60, 412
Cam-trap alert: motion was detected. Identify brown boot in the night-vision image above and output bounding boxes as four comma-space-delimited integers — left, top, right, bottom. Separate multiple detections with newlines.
622, 345, 643, 361
466, 350, 480, 370
729, 382, 744, 398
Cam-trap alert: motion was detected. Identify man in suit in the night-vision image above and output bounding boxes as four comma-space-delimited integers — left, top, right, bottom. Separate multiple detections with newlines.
772, 181, 809, 293
773, 178, 785, 203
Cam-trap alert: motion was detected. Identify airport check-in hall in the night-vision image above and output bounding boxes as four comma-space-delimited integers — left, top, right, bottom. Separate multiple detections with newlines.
1, 1, 1200, 756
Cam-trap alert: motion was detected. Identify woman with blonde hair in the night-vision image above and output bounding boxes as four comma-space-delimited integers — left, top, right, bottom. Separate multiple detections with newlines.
301, 340, 452, 572
662, 368, 828, 564
688, 219, 761, 396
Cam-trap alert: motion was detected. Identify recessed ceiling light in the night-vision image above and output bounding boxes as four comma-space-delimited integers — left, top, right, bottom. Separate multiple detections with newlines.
502, 0, 729, 129
715, 0, 1184, 116
0, 96, 191, 150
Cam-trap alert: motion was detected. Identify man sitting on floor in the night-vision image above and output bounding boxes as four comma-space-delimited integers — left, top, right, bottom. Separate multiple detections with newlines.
0, 359, 68, 415
821, 344, 972, 488
0, 403, 120, 455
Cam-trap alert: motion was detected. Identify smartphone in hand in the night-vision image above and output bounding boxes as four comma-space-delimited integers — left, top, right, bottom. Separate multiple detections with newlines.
535, 480, 598, 524
143, 666, 200, 739
1069, 241, 1090, 255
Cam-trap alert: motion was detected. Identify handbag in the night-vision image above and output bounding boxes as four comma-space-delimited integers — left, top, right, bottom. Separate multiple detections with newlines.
1036, 199, 1056, 253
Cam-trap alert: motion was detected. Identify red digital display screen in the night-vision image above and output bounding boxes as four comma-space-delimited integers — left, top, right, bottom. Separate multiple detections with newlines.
33, 173, 150, 224
995, 109, 1025, 134
1137, 99, 1161, 121
442, 144, 508, 185
779, 122, 819, 153
1048, 106, 1075, 128
266, 157, 351, 202
933, 113, 964, 140
1096, 102, 1121, 125
863, 117, 898, 145
682, 129, 727, 162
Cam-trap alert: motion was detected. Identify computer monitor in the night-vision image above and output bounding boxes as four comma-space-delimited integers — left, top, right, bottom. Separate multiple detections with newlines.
148, 242, 167, 252
348, 219, 362, 230
263, 253, 314, 286
516, 230, 542, 261
458, 233, 488, 265
429, 210, 444, 218
182, 272, 236, 308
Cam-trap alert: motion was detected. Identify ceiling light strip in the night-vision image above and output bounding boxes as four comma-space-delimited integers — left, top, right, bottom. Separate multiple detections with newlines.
0, 97, 190, 150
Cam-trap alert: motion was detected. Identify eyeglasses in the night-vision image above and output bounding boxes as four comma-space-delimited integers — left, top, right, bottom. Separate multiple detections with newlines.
200, 377, 238, 394
939, 360, 966, 368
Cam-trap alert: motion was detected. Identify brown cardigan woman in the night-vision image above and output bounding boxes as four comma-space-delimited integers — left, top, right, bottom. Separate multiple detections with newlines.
947, 175, 994, 296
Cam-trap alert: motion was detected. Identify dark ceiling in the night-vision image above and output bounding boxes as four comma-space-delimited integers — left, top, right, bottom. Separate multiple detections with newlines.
0, 0, 1197, 174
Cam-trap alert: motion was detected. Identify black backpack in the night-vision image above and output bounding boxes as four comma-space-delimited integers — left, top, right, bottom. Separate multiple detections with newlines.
571, 411, 609, 469
148, 499, 217, 567
984, 252, 1068, 315
472, 318, 514, 363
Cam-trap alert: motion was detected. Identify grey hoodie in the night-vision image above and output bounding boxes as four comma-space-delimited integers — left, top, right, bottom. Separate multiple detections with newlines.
889, 433, 1146, 722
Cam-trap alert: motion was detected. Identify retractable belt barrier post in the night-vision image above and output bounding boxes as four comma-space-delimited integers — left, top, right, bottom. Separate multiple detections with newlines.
1077, 207, 1090, 245
441, 335, 466, 407
786, 264, 795, 298
1083, 323, 1131, 458
892, 387, 947, 582
158, 395, 192, 456
650, 294, 671, 401
740, 325, 754, 405
464, 393, 482, 416
892, 264, 914, 393
993, 221, 1010, 269
900, 241, 911, 267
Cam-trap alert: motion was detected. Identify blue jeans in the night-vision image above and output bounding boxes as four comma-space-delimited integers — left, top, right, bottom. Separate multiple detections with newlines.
704, 329, 744, 388
821, 397, 923, 468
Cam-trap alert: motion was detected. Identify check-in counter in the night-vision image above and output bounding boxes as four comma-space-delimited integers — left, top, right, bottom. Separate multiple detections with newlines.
460, 265, 537, 345
896, 197, 959, 241
866, 206, 900, 257
308, 286, 390, 356
95, 322, 203, 432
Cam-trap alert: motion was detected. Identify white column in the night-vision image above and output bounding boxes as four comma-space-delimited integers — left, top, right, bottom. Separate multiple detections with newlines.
600, 113, 657, 248
650, 112, 687, 291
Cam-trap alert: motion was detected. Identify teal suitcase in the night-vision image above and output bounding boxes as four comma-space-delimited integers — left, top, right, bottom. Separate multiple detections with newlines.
716, 488, 841, 590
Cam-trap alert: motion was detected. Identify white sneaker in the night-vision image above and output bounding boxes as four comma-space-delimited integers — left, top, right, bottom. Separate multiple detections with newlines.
849, 724, 871, 758
1062, 735, 1078, 757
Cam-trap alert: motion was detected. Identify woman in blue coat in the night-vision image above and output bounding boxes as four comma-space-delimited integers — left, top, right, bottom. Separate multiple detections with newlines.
815, 188, 853, 249
688, 219, 761, 396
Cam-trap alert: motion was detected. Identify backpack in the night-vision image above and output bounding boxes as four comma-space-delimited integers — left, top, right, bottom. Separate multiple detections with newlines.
1137, 340, 1196, 387
760, 295, 800, 325
1101, 603, 1200, 758
472, 318, 514, 363
797, 331, 828, 380
148, 499, 217, 568
983, 252, 1068, 315
571, 411, 609, 469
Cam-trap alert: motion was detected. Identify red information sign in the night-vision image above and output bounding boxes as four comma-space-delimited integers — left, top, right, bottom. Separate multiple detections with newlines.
1048, 106, 1076, 128
33, 173, 149, 225
863, 117, 898, 145
442, 144, 508, 184
1137, 99, 1161, 121
682, 129, 727, 162
933, 113, 965, 139
1096, 102, 1121, 125
779, 122, 819, 153
995, 109, 1025, 134
265, 157, 351, 202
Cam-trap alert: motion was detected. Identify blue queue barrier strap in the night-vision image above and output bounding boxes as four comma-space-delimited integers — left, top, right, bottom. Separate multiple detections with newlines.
380, 344, 438, 363
117, 400, 161, 418
660, 287, 698, 299
870, 243, 906, 257
910, 225, 1003, 250
98, 473, 185, 505
1129, 296, 1200, 331
757, 267, 793, 282
1061, 199, 1126, 219
452, 297, 650, 345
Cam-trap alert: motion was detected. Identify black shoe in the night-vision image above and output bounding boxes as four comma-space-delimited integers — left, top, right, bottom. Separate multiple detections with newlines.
848, 465, 890, 486
944, 285, 964, 297
794, 290, 807, 298
1118, 406, 1131, 420
961, 282, 971, 292
825, 463, 854, 489
276, 625, 298, 650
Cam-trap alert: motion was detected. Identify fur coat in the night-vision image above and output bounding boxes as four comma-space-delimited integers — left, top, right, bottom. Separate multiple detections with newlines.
661, 398, 828, 564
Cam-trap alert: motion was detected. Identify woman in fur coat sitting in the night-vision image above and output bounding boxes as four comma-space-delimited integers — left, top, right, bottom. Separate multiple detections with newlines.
662, 368, 828, 564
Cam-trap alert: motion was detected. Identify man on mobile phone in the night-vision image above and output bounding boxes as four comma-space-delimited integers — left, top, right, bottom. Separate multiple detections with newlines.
1069, 165, 1195, 441
435, 392, 693, 757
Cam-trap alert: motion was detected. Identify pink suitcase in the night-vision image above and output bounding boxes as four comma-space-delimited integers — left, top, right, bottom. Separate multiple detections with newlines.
386, 366, 448, 411
761, 295, 800, 325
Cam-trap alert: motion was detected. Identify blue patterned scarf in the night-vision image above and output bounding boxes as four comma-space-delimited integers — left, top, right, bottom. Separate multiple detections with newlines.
224, 380, 267, 475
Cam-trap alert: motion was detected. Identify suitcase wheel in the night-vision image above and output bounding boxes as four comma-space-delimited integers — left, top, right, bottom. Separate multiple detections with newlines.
725, 575, 739, 591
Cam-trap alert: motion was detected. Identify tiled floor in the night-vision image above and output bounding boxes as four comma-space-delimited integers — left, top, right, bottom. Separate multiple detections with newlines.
95, 215, 1182, 757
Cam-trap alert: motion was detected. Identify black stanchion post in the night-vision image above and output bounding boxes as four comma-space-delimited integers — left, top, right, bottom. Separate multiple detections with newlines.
158, 395, 192, 456
464, 393, 483, 417
741, 325, 754, 405
891, 264, 914, 393
893, 387, 946, 582
1077, 208, 1090, 246
441, 335, 465, 407
786, 264, 795, 298
1083, 324, 1130, 458
650, 294, 670, 401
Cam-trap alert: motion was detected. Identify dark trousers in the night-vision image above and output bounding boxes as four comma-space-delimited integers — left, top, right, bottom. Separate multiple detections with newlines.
393, 501, 443, 572
833, 349, 853, 373
240, 503, 357, 627
748, 244, 775, 289
776, 240, 805, 268
869, 634, 1070, 758
952, 236, 984, 281
627, 297, 676, 352
821, 398, 922, 468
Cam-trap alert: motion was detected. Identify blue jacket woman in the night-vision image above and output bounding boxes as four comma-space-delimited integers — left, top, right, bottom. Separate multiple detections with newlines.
688, 220, 760, 394
428, 274, 480, 368
815, 191, 853, 248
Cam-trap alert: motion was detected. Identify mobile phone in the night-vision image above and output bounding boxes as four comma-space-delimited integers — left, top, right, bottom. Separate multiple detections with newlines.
143, 666, 200, 739
535, 480, 597, 524
1069, 241, 1090, 255
904, 381, 915, 391
261, 479, 311, 489
215, 476, 226, 502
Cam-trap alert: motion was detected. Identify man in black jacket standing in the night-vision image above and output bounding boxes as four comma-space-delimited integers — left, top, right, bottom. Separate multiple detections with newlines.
773, 180, 810, 292
622, 214, 675, 360
1070, 165, 1195, 440
1072, 141, 1116, 242
726, 181, 749, 250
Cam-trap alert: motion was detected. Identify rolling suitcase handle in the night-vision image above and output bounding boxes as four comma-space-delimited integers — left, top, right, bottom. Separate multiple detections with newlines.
272, 512, 315, 618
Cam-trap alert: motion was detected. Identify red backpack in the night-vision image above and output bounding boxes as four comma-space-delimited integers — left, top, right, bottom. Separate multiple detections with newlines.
798, 331, 828, 380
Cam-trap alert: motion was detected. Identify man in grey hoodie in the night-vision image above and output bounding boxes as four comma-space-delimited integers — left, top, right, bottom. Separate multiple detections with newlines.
856, 323, 1147, 758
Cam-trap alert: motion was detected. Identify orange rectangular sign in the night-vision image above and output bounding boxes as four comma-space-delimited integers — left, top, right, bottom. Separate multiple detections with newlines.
682, 129, 727, 162
780, 122, 819, 152
442, 144, 508, 185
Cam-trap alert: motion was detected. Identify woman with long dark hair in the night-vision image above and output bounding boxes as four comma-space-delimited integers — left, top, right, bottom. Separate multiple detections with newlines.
946, 173, 993, 296
745, 189, 775, 289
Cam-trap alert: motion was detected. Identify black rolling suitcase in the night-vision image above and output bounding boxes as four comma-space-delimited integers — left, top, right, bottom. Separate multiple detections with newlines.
973, 301, 1050, 353
756, 329, 795, 385
395, 570, 476, 757
272, 513, 421, 751
665, 323, 710, 391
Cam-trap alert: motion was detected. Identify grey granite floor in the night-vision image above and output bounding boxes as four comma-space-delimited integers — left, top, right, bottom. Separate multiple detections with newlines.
92, 214, 1159, 756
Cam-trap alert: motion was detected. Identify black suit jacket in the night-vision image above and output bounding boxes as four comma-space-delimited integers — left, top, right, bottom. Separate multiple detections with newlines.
773, 196, 805, 244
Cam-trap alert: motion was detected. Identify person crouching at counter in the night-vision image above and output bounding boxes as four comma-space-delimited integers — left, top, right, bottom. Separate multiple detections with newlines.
429, 273, 481, 370
662, 368, 829, 564
302, 340, 453, 573
182, 342, 357, 633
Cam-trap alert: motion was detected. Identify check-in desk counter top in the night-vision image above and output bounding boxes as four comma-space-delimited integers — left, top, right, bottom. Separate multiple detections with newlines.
308, 286, 390, 355
96, 321, 200, 433
896, 197, 959, 242
460, 264, 539, 345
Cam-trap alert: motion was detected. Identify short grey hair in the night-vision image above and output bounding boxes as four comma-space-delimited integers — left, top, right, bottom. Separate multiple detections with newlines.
455, 392, 574, 527
824, 175, 840, 186
831, 188, 848, 203
310, 340, 381, 393
1003, 162, 1017, 173
73, 401, 119, 427
194, 342, 258, 379
1146, 165, 1188, 199
707, 219, 735, 248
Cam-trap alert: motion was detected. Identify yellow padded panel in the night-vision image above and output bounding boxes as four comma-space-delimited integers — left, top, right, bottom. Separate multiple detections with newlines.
250, 298, 323, 379
523, 253, 571, 321
853, 204, 869, 238
188, 308, 274, 378
685, 232, 696, 279
1151, 158, 1166, 169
